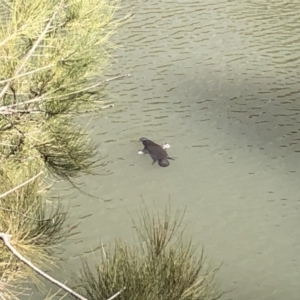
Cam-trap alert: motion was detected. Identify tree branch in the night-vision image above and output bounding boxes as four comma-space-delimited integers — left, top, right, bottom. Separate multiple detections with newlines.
0, 65, 54, 85
0, 1, 64, 100
0, 206, 62, 222
0, 171, 44, 200
0, 74, 130, 113
0, 233, 88, 300
0, 232, 125, 300
59, 74, 131, 98
107, 288, 126, 300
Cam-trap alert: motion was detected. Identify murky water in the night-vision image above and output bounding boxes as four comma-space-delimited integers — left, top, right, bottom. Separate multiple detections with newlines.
30, 1, 300, 299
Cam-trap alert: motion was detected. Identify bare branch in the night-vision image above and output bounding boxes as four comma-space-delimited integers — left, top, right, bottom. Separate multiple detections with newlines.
0, 65, 54, 84
0, 171, 44, 200
58, 74, 131, 98
0, 233, 88, 300
0, 24, 29, 48
107, 288, 126, 300
0, 233, 123, 300
0, 74, 130, 112
0, 108, 44, 115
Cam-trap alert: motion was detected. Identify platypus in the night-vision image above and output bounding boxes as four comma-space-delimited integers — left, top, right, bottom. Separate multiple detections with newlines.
139, 137, 174, 167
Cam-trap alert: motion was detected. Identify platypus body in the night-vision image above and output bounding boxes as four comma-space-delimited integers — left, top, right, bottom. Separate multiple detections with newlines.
139, 137, 174, 167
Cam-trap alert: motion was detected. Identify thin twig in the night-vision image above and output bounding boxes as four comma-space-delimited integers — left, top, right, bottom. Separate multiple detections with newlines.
0, 171, 44, 200
0, 108, 44, 115
0, 65, 54, 85
0, 233, 88, 300
0, 207, 58, 222
0, 24, 28, 48
0, 232, 124, 300
107, 288, 126, 300
0, 1, 64, 100
57, 74, 131, 98
0, 74, 130, 111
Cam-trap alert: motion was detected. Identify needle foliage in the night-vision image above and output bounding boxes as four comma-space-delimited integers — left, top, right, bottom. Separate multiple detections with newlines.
0, 0, 127, 298
0, 0, 125, 179
76, 208, 223, 300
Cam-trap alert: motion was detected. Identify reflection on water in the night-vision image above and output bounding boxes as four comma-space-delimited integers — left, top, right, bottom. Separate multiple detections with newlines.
39, 1, 300, 299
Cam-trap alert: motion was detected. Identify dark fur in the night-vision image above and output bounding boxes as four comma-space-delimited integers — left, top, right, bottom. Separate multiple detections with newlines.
139, 137, 174, 167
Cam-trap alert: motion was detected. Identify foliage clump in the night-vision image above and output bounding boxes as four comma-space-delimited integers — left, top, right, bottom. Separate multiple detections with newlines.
77, 209, 222, 300
0, 0, 127, 298
0, 0, 124, 180
0, 164, 69, 299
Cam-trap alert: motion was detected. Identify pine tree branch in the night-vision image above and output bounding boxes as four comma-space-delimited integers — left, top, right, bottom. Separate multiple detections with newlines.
0, 24, 28, 48
0, 65, 54, 85
0, 233, 88, 300
0, 232, 125, 300
0, 171, 44, 200
59, 74, 131, 98
0, 206, 60, 222
0, 1, 64, 100
0, 74, 130, 114
107, 288, 126, 300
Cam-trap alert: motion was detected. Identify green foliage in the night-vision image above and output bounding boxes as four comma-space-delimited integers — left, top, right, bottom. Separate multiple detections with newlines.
35, 117, 98, 178
76, 208, 222, 300
0, 162, 71, 299
0, 0, 127, 178
0, 0, 128, 298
